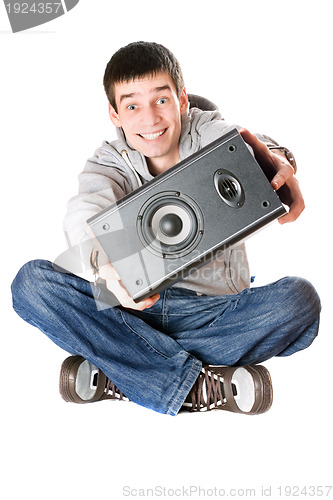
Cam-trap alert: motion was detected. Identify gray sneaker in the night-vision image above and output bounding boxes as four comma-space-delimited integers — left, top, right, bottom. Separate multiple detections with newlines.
182, 364, 273, 414
59, 357, 272, 415
59, 356, 129, 404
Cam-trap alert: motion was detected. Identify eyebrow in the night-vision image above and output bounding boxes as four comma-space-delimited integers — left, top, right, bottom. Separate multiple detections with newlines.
119, 84, 173, 104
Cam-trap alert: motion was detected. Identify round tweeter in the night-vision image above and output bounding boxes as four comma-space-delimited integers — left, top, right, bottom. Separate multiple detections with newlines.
137, 192, 204, 258
214, 169, 245, 208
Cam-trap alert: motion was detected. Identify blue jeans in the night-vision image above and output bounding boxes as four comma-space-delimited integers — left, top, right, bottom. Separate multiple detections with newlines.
11, 259, 320, 415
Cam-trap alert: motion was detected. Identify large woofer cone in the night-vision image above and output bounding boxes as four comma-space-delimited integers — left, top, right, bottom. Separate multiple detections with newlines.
137, 192, 204, 258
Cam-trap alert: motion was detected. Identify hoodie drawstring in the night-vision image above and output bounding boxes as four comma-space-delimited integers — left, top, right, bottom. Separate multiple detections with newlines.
121, 150, 143, 188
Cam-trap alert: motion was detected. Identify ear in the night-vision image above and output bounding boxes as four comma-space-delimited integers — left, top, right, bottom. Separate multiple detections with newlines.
179, 87, 189, 115
108, 102, 122, 128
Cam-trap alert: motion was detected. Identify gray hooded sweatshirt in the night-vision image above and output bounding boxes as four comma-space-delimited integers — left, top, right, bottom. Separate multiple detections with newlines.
63, 107, 275, 296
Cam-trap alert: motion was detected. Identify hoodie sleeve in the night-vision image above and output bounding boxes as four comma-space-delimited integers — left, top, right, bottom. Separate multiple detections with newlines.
60, 146, 133, 276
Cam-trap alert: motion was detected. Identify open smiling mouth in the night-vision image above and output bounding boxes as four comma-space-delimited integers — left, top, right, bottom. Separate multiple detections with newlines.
138, 129, 167, 140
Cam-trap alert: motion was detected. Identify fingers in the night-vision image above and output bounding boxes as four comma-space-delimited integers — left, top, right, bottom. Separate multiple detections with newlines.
106, 278, 160, 310
271, 167, 305, 224
271, 169, 292, 191
270, 154, 294, 191
268, 150, 305, 223
133, 293, 161, 310
278, 198, 305, 224
239, 128, 261, 149
121, 292, 161, 311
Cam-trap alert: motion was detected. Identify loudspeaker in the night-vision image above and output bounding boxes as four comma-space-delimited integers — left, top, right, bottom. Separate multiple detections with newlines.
87, 129, 286, 302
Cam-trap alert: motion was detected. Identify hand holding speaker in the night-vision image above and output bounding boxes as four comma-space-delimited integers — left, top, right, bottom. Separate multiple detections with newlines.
239, 128, 304, 224
97, 251, 160, 311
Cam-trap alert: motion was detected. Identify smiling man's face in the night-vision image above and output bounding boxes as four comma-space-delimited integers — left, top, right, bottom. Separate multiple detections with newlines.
109, 72, 188, 175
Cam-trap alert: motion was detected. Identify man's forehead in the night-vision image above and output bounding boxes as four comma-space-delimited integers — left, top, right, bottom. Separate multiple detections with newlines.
115, 72, 177, 101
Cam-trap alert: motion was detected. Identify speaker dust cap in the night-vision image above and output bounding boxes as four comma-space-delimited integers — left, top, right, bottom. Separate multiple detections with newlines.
214, 169, 245, 208
137, 191, 204, 258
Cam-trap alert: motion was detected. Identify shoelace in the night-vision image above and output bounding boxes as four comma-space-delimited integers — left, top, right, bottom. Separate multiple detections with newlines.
103, 378, 129, 402
189, 368, 226, 411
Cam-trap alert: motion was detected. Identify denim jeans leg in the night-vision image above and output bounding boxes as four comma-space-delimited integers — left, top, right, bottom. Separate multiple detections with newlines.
11, 260, 202, 416
163, 277, 320, 366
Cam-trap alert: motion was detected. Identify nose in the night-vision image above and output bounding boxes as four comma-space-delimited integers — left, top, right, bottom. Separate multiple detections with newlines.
141, 104, 161, 129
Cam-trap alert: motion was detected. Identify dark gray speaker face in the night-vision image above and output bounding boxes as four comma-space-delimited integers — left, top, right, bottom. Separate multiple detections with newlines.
87, 129, 286, 302
137, 192, 204, 258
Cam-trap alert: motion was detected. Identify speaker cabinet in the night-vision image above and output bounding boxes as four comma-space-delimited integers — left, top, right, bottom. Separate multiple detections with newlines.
87, 129, 286, 301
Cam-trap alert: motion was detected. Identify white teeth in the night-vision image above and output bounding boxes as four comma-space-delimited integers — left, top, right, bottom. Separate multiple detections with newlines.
140, 130, 165, 140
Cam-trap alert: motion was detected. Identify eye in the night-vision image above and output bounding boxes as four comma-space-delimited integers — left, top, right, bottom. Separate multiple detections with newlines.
157, 98, 167, 105
127, 104, 138, 110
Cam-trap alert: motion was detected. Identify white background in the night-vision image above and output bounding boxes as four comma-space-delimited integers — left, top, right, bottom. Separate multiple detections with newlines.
1, 0, 332, 499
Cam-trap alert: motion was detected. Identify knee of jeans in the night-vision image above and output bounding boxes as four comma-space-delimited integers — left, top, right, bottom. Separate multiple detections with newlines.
11, 259, 51, 310
283, 276, 321, 321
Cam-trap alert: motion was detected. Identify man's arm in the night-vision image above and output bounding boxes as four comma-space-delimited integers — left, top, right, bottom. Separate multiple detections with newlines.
90, 242, 160, 311
239, 128, 305, 224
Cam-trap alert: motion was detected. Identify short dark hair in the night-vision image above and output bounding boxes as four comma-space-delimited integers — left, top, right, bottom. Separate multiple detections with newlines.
103, 41, 185, 110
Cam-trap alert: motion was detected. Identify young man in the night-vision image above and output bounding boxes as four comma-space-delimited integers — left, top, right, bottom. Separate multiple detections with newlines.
11, 42, 320, 416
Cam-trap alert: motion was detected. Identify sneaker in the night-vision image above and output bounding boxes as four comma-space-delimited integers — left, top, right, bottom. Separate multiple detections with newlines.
59, 355, 129, 404
182, 364, 273, 414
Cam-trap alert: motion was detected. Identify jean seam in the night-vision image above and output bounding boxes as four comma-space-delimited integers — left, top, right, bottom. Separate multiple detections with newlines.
162, 290, 168, 331
208, 300, 238, 328
119, 310, 169, 360
167, 356, 202, 416
167, 310, 213, 316
208, 313, 224, 328
162, 289, 168, 315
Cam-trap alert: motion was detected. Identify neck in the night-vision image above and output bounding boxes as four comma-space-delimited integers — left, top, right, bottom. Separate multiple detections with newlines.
147, 152, 180, 176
